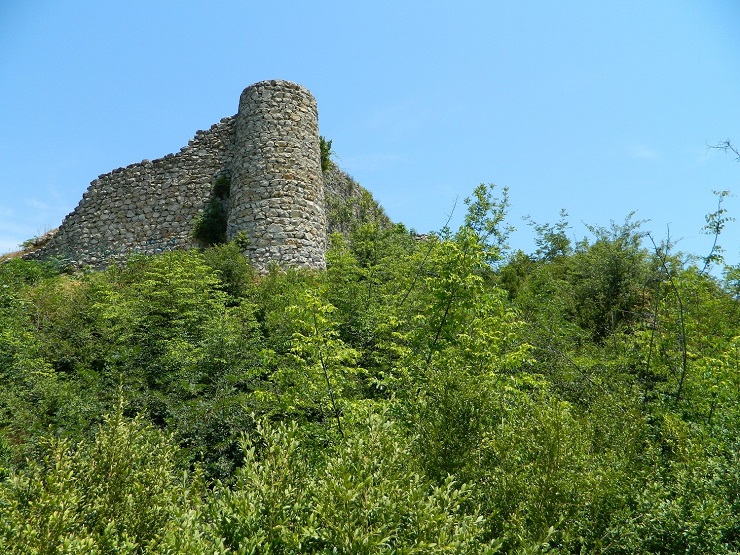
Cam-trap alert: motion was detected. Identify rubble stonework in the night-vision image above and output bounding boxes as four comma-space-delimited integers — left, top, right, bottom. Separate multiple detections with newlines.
229, 80, 325, 269
29, 80, 340, 271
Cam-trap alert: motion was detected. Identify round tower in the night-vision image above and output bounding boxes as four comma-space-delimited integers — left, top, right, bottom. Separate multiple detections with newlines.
227, 80, 326, 270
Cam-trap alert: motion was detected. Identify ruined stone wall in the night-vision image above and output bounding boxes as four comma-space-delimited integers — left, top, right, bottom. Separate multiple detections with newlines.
324, 165, 391, 235
30, 117, 235, 267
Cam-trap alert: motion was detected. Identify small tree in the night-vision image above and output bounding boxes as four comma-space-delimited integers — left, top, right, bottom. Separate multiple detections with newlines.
319, 136, 334, 172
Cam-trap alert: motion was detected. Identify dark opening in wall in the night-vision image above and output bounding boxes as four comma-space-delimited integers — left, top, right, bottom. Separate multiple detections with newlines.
193, 175, 231, 246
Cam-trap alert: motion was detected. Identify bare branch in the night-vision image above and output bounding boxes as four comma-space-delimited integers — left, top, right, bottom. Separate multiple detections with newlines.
709, 139, 740, 163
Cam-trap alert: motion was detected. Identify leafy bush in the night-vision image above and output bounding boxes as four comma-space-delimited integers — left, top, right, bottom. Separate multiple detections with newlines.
193, 176, 230, 246
2, 183, 740, 553
320, 135, 334, 172
213, 412, 501, 554
202, 241, 255, 300
0, 405, 191, 554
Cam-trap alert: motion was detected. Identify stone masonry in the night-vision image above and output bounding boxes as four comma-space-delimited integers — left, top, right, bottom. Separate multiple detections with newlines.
229, 81, 325, 269
28, 80, 339, 271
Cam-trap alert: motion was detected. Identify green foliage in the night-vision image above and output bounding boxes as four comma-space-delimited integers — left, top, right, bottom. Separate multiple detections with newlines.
211, 174, 230, 198
0, 258, 58, 288
285, 289, 360, 435
525, 209, 572, 262
202, 241, 255, 300
0, 404, 191, 554
571, 214, 651, 341
319, 135, 334, 172
3, 185, 740, 553
193, 176, 230, 246
326, 188, 390, 235
213, 412, 500, 554
462, 183, 515, 263
511, 213, 653, 345
700, 189, 735, 273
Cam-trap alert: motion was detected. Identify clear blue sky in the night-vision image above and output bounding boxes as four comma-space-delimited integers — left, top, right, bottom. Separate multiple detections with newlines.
1, 1, 739, 267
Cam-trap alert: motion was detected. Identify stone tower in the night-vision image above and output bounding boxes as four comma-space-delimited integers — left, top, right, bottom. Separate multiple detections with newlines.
228, 80, 326, 270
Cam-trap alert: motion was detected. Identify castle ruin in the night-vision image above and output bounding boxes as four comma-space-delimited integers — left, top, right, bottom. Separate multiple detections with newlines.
28, 80, 341, 271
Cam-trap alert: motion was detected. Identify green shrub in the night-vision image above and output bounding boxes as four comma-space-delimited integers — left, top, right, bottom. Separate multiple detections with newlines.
193, 176, 230, 246
320, 136, 334, 172
0, 406, 191, 554
202, 241, 255, 300
213, 411, 501, 554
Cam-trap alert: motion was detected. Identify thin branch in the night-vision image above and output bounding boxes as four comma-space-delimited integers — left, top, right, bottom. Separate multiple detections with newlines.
644, 280, 660, 381
709, 139, 740, 162
398, 198, 457, 309
425, 241, 469, 366
699, 190, 733, 275
647, 232, 688, 405
312, 309, 344, 438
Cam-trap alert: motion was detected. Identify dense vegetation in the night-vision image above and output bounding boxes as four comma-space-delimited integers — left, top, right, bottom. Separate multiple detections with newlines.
2, 183, 740, 553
